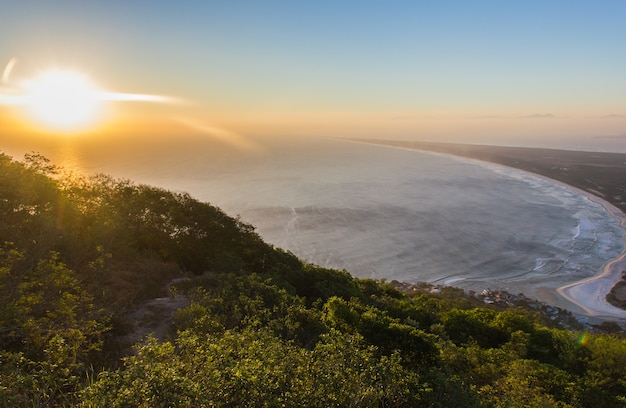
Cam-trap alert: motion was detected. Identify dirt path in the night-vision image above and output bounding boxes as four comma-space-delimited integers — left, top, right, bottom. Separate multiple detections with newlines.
118, 278, 190, 354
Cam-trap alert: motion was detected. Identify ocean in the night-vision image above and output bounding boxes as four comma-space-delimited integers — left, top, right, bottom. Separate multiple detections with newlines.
3, 135, 626, 313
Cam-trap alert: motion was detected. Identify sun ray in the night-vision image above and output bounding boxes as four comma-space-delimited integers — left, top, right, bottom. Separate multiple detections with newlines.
99, 92, 178, 103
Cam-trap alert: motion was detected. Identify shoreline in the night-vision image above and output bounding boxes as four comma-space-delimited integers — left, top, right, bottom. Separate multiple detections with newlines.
481, 163, 626, 321
342, 138, 626, 322
555, 196, 626, 320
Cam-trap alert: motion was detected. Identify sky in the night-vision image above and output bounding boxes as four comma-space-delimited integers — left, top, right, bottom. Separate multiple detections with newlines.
1, 0, 625, 148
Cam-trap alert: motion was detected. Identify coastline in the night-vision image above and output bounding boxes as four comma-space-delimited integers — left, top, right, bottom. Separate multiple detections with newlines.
555, 196, 626, 320
484, 165, 626, 321
342, 138, 626, 321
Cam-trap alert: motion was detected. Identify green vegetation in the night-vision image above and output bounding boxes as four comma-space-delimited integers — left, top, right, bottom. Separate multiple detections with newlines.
1, 151, 626, 407
607, 273, 626, 309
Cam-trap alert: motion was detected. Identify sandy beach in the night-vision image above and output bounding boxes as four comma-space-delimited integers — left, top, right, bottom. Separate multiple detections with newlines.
350, 139, 626, 321
556, 196, 626, 320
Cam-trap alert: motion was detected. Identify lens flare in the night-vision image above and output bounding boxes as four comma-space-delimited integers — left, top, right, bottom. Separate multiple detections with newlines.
173, 116, 262, 152
2, 57, 17, 84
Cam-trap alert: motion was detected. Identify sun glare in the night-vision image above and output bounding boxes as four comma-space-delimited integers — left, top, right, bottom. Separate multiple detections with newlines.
21, 69, 103, 131
1, 59, 180, 134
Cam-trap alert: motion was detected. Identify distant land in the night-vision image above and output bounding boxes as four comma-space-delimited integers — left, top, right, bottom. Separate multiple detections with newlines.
349, 138, 626, 309
349, 139, 626, 213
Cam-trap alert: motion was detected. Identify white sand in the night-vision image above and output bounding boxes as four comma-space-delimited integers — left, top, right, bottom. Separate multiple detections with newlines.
556, 194, 626, 320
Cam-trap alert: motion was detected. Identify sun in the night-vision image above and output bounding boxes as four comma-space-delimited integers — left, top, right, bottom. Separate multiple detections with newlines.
21, 68, 103, 131
1, 59, 180, 134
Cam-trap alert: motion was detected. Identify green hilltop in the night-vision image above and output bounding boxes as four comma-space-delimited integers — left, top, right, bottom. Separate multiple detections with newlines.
1, 152, 626, 407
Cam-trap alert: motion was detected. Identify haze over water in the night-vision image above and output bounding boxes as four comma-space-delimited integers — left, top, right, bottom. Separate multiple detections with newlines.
5, 134, 624, 316
196, 138, 626, 309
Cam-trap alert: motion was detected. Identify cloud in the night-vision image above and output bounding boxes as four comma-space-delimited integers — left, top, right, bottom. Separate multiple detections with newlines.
391, 114, 439, 120
593, 134, 626, 139
521, 113, 554, 119
392, 115, 417, 120
601, 114, 626, 119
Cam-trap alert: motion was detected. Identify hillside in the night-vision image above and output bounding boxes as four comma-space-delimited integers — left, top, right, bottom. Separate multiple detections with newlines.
2, 151, 626, 407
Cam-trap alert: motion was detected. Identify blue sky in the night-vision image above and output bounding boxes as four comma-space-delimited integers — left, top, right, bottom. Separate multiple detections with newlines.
1, 1, 625, 143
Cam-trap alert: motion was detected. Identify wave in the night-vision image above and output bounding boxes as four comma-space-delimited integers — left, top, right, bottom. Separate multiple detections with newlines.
222, 141, 625, 313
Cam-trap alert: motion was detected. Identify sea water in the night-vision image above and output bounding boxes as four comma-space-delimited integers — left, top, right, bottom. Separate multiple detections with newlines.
4, 135, 625, 308
205, 141, 625, 300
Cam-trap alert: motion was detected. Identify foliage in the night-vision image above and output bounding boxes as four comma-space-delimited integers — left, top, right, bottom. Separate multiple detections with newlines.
81, 329, 425, 407
1, 151, 626, 406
